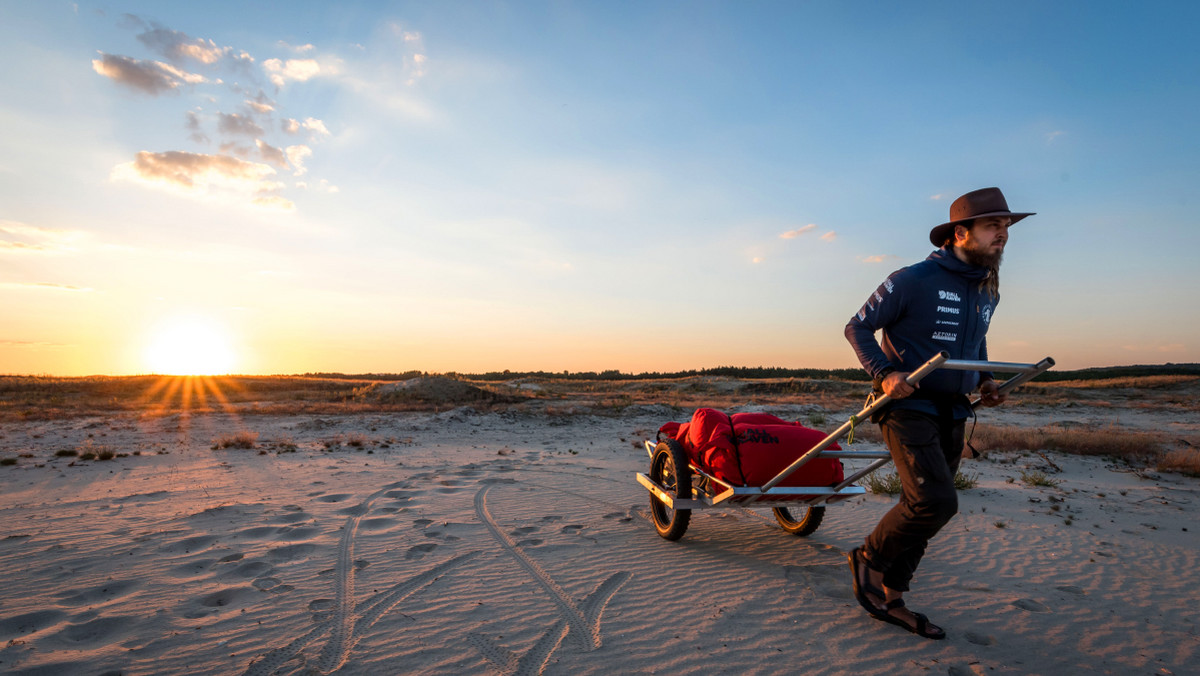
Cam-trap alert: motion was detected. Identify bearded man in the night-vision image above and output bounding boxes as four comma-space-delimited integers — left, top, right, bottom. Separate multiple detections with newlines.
844, 187, 1035, 640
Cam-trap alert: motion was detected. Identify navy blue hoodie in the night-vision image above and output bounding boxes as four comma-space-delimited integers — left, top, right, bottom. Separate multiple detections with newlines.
845, 246, 996, 419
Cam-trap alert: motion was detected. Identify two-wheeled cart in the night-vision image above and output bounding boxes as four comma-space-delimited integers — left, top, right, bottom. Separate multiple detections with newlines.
636, 352, 1054, 540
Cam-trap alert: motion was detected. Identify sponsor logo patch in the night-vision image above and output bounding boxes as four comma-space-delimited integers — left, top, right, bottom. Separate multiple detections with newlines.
884, 278, 894, 293
938, 290, 961, 301
932, 331, 957, 342
937, 305, 960, 315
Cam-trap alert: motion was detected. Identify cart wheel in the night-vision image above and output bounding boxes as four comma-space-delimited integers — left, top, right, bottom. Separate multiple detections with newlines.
772, 505, 825, 536
649, 439, 692, 541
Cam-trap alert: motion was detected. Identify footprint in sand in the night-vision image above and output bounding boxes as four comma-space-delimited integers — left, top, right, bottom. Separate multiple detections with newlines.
265, 543, 317, 563
276, 526, 321, 540
51, 615, 135, 647
1056, 585, 1086, 596
412, 518, 434, 529
222, 561, 275, 579
276, 511, 312, 524
560, 525, 585, 534
516, 538, 544, 547
0, 609, 68, 640
252, 577, 282, 591
315, 494, 352, 503
198, 586, 258, 609
160, 535, 218, 555
406, 543, 439, 559
57, 579, 141, 606
1011, 598, 1051, 612
782, 564, 852, 600
964, 631, 995, 645
167, 559, 216, 578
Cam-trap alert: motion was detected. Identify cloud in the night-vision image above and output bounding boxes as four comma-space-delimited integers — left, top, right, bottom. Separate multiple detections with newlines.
252, 194, 295, 210
780, 224, 818, 239
246, 100, 274, 114
256, 139, 289, 169
185, 111, 210, 144
820, 231, 837, 242
303, 118, 330, 136
0, 282, 93, 292
263, 58, 323, 87
136, 26, 230, 64
218, 112, 265, 137
112, 150, 291, 209
285, 144, 312, 175
860, 254, 900, 264
0, 221, 82, 255
1046, 130, 1066, 143
930, 194, 946, 201
92, 52, 206, 94
282, 117, 331, 138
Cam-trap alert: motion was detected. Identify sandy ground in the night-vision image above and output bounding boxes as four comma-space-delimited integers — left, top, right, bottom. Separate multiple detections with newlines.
1, 404, 1197, 675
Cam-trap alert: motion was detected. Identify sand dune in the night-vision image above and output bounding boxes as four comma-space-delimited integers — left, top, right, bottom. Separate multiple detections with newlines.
0, 403, 1197, 674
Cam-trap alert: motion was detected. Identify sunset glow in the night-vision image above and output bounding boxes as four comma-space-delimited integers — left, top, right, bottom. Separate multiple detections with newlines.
144, 316, 237, 376
1, 3, 1197, 375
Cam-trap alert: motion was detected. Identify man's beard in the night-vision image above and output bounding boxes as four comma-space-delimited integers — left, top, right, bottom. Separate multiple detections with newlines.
958, 239, 1004, 269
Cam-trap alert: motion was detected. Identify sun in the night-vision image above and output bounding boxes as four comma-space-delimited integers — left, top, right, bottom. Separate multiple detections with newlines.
144, 315, 237, 376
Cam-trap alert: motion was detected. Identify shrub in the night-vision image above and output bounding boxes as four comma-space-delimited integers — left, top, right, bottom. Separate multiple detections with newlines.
1019, 469, 1062, 488
863, 469, 980, 495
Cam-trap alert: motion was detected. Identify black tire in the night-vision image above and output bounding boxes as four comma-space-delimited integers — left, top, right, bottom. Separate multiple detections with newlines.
649, 439, 692, 540
772, 505, 825, 536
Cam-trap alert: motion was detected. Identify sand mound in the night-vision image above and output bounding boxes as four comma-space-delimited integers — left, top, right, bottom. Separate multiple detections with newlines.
354, 377, 513, 405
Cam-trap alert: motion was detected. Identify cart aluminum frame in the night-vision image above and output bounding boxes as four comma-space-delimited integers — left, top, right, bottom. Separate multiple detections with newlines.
637, 351, 1054, 540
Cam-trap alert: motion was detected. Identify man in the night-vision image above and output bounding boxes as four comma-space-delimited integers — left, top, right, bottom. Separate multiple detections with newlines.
844, 187, 1034, 640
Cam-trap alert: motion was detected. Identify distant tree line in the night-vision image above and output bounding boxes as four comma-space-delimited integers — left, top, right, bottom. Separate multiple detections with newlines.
298, 363, 1198, 383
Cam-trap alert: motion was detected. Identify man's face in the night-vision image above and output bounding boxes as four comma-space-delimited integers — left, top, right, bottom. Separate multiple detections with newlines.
955, 216, 1010, 267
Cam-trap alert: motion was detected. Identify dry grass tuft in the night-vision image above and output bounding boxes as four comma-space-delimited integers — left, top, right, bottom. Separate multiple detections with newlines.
969, 424, 1164, 460
1157, 448, 1200, 477
214, 431, 258, 450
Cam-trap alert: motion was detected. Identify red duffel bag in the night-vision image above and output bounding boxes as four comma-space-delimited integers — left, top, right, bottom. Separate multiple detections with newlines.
657, 408, 844, 488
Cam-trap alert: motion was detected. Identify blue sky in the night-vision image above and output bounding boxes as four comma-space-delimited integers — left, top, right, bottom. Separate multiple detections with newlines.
1, 1, 1197, 375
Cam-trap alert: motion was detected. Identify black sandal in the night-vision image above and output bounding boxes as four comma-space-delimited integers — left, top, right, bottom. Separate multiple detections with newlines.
847, 547, 887, 618
875, 598, 947, 640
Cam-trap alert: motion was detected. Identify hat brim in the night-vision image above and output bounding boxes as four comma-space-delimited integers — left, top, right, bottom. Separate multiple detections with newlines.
929, 211, 1034, 247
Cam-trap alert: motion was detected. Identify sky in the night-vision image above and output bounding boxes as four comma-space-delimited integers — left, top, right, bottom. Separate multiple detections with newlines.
1, 1, 1197, 376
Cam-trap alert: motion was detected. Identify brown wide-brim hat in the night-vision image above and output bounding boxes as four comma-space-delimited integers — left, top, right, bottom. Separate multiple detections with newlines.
929, 187, 1035, 246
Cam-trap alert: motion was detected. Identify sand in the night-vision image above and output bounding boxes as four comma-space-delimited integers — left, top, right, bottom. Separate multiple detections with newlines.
1, 403, 1197, 675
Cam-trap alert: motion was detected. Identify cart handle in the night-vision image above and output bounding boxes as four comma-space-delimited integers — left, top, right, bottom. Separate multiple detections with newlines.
758, 352, 1054, 492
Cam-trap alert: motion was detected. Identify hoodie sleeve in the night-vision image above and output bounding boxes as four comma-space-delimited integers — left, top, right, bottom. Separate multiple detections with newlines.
978, 337, 994, 384
845, 269, 907, 379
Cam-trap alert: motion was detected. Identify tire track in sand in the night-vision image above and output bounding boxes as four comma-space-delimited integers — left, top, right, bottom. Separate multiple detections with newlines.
242, 479, 478, 675
474, 485, 630, 653
242, 551, 478, 676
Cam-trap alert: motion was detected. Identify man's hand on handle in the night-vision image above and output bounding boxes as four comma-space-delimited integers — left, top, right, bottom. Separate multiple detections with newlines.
881, 371, 916, 399
978, 378, 1008, 407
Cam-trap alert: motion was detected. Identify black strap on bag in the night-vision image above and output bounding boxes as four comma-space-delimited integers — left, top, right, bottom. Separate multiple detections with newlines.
725, 412, 750, 486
